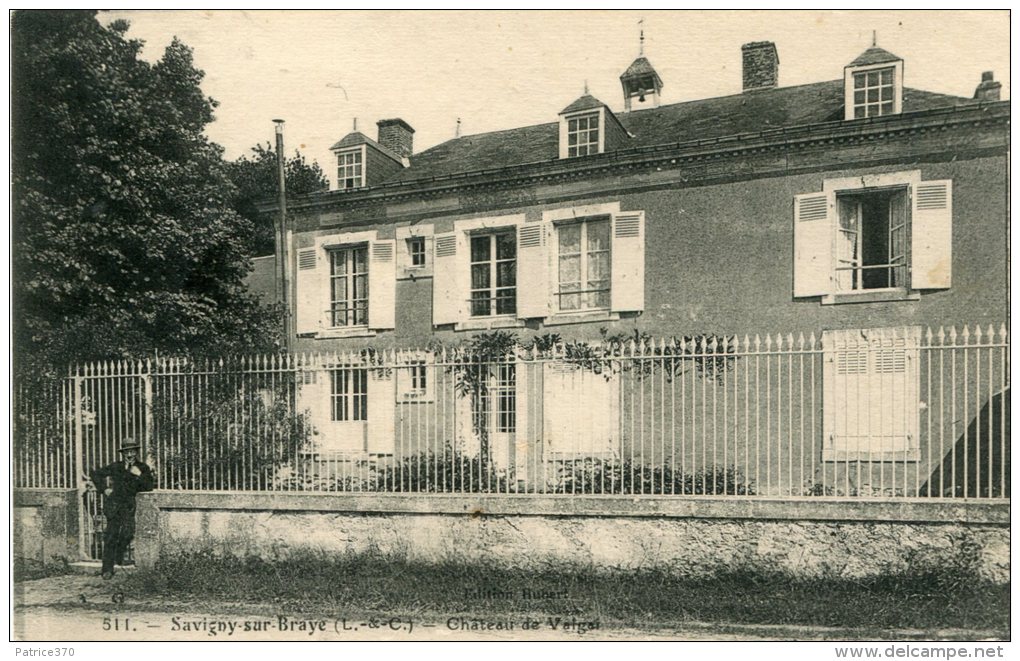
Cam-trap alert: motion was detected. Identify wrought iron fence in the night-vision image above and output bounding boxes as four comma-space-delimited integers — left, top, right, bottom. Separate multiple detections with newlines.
13, 324, 1009, 499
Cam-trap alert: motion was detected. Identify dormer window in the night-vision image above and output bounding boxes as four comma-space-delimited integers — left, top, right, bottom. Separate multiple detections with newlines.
843, 45, 903, 121
852, 67, 894, 118
558, 95, 626, 159
566, 113, 600, 157
337, 147, 365, 190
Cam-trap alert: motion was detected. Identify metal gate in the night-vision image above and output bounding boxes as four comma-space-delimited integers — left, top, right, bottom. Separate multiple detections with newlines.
72, 369, 151, 561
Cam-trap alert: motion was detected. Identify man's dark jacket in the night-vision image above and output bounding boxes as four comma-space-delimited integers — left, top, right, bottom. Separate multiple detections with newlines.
91, 460, 155, 508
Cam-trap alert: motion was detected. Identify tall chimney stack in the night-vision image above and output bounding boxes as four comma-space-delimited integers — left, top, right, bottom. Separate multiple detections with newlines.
742, 41, 779, 92
973, 71, 1001, 101
377, 118, 415, 158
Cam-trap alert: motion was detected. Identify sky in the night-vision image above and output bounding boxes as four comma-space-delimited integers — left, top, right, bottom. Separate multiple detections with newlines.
101, 10, 1010, 178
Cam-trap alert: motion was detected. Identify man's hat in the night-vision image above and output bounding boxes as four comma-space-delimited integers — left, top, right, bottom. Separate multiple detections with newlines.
117, 440, 141, 453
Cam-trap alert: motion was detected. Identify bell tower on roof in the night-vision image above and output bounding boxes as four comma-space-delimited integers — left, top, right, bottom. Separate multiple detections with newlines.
620, 25, 663, 111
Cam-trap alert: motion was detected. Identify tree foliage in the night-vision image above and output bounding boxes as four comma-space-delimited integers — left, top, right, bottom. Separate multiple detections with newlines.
12, 11, 282, 374
227, 143, 328, 257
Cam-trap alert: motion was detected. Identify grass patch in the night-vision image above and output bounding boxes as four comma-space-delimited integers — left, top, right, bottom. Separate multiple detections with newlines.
13, 557, 75, 582
119, 551, 1008, 632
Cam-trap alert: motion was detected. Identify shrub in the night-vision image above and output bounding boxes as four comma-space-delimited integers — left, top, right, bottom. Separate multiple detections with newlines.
550, 459, 754, 495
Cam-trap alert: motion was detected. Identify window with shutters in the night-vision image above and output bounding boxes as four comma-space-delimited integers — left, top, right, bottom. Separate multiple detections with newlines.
556, 216, 611, 312
793, 172, 951, 304
822, 327, 921, 462
328, 245, 369, 327
470, 231, 516, 317
336, 147, 364, 190
433, 209, 643, 329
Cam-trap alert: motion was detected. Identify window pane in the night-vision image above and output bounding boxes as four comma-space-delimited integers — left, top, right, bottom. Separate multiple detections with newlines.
331, 251, 346, 275
881, 86, 893, 101
470, 293, 490, 317
353, 247, 367, 272
471, 263, 490, 290
854, 91, 865, 105
332, 274, 348, 302
495, 289, 516, 315
587, 252, 609, 283
867, 88, 879, 103
353, 274, 367, 299
559, 224, 581, 253
589, 290, 610, 310
880, 69, 893, 85
560, 292, 580, 311
354, 301, 368, 326
559, 254, 581, 284
881, 102, 893, 114
497, 261, 516, 287
471, 236, 490, 262
568, 132, 578, 146
589, 115, 599, 128
496, 233, 516, 259
854, 73, 866, 89
838, 199, 858, 232
854, 107, 865, 119
587, 219, 610, 251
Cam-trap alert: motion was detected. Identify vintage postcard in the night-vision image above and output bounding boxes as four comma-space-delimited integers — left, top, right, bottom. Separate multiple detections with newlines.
9, 8, 1011, 652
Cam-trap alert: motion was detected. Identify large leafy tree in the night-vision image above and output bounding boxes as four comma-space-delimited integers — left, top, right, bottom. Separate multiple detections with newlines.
228, 144, 328, 257
12, 11, 282, 374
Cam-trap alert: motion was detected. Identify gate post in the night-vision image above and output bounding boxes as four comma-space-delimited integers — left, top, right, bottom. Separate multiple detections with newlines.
142, 365, 154, 484
72, 373, 87, 560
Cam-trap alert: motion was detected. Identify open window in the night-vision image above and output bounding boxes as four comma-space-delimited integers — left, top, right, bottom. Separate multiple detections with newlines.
835, 187, 909, 292
793, 172, 951, 304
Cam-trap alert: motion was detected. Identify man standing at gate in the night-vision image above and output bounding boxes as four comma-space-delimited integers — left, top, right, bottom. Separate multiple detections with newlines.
86, 439, 155, 579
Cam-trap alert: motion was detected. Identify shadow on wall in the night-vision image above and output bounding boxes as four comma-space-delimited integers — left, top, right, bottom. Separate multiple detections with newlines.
920, 389, 1010, 498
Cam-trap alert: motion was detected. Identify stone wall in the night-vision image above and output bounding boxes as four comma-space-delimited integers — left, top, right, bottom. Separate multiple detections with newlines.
13, 489, 79, 565
134, 492, 1010, 583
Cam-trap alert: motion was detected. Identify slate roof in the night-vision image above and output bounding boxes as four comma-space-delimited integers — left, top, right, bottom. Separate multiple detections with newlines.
560, 94, 608, 115
621, 56, 660, 80
848, 46, 902, 67
328, 131, 403, 163
391, 79, 972, 184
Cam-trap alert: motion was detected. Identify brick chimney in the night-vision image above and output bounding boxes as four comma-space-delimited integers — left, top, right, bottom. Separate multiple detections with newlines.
377, 118, 415, 158
973, 71, 1001, 101
742, 41, 779, 91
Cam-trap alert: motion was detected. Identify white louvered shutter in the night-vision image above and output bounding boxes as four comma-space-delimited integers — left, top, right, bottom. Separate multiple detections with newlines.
516, 223, 550, 319
295, 247, 324, 335
542, 363, 619, 457
823, 327, 920, 459
368, 240, 396, 330
911, 180, 953, 289
610, 211, 645, 312
793, 192, 834, 297
366, 366, 395, 454
432, 231, 467, 326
